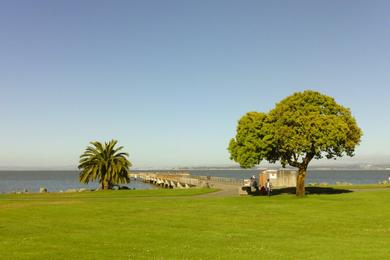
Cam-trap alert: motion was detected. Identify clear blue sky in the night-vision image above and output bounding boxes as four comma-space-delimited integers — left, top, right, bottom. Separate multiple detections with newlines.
1, 0, 389, 169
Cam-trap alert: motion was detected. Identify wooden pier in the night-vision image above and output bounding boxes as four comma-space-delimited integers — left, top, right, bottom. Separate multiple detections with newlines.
130, 172, 244, 190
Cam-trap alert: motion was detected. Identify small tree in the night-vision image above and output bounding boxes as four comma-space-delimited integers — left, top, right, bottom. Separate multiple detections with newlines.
228, 90, 362, 196
78, 140, 131, 190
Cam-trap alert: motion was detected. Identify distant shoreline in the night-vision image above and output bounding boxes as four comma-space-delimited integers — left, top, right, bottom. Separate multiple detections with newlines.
1, 168, 390, 172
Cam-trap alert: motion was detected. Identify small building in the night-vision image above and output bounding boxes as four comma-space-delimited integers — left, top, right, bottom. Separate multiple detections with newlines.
259, 169, 296, 188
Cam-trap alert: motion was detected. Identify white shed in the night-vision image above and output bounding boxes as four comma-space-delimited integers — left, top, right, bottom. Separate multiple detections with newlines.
259, 169, 296, 188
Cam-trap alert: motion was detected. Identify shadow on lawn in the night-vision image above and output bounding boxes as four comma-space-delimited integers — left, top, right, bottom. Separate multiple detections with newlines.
248, 186, 353, 196
270, 187, 353, 195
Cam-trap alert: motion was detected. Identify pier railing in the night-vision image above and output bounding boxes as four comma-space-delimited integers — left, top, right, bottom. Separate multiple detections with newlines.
190, 175, 244, 185
131, 172, 244, 187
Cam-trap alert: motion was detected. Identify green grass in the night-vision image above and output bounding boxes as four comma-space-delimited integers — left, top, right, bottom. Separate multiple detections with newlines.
1, 188, 389, 259
322, 183, 389, 189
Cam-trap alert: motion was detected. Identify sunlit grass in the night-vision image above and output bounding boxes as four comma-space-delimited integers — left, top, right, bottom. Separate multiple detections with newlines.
1, 188, 389, 259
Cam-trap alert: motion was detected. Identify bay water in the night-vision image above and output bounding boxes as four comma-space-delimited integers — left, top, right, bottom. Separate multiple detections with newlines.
0, 170, 389, 193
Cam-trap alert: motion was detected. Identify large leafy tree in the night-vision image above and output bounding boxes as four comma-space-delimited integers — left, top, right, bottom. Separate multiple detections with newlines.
229, 90, 362, 196
78, 140, 131, 190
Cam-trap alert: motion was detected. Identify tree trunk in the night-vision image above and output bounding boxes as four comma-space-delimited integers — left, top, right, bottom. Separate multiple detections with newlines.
296, 166, 307, 196
102, 180, 110, 190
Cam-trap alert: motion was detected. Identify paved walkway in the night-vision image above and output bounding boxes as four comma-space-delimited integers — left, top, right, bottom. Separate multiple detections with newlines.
195, 182, 240, 198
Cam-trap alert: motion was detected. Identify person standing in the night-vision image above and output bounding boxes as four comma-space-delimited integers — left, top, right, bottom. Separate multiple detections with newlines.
250, 175, 255, 186
266, 178, 272, 196
251, 175, 259, 193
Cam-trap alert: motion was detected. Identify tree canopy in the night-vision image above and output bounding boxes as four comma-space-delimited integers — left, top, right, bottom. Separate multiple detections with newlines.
228, 90, 362, 195
78, 140, 131, 190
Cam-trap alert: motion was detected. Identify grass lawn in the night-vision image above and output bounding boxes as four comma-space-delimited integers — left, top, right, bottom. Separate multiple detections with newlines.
314, 183, 390, 190
1, 188, 389, 259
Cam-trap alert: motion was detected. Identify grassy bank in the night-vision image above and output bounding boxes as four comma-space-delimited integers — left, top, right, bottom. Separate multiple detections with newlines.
1, 188, 389, 259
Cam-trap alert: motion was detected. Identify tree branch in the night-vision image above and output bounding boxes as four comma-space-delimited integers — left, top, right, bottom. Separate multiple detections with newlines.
303, 152, 315, 167
287, 153, 301, 168
293, 153, 298, 162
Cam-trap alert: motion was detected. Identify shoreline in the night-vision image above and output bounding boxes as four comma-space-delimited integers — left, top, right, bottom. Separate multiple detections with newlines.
1, 170, 389, 194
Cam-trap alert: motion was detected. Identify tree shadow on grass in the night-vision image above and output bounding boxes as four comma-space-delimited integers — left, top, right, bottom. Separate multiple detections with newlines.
270, 187, 353, 196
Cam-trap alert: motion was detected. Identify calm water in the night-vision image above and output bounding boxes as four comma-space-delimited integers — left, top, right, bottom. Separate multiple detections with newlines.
0, 171, 156, 193
0, 170, 389, 193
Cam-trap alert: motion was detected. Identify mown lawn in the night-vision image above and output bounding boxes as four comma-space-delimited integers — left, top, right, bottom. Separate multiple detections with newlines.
0, 188, 389, 259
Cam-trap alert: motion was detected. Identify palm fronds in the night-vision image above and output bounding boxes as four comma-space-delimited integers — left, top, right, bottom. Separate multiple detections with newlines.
78, 140, 132, 189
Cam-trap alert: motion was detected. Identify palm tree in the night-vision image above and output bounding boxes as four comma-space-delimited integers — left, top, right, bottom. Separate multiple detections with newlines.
78, 140, 131, 190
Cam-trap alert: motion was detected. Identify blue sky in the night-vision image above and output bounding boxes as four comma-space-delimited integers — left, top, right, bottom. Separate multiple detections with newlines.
1, 0, 389, 169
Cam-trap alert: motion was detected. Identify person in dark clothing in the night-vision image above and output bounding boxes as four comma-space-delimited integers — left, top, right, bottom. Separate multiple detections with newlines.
250, 175, 259, 193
